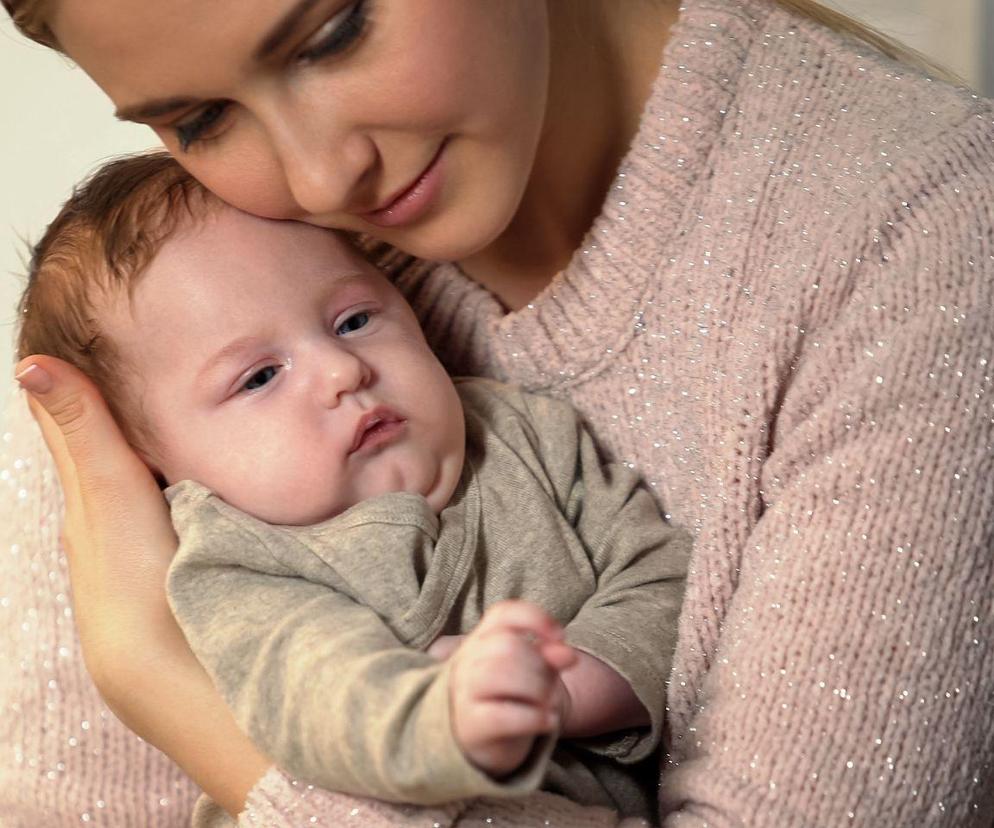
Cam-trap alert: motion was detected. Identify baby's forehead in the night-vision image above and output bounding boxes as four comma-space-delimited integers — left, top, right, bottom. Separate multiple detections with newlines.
106, 210, 386, 335
162, 205, 367, 276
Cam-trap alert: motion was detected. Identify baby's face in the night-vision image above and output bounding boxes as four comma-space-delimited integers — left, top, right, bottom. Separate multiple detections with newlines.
103, 207, 465, 525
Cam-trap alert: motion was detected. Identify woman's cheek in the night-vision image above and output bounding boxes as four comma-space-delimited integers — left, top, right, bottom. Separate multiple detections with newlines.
166, 133, 300, 222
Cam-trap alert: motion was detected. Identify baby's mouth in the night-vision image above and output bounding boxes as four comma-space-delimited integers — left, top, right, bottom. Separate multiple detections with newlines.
349, 407, 406, 455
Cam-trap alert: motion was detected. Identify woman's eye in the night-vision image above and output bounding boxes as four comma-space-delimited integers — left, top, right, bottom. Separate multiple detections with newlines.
336, 311, 370, 335
242, 365, 280, 392
175, 101, 231, 151
296, 0, 369, 63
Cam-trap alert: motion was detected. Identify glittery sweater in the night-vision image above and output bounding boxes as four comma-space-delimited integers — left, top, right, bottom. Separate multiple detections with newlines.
2, 0, 993, 825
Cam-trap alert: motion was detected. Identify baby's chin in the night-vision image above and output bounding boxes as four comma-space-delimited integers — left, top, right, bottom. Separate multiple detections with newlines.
419, 453, 465, 516
348, 452, 465, 519
191, 449, 467, 526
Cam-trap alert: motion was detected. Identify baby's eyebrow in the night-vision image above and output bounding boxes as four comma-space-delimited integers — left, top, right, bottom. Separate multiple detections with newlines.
198, 335, 263, 384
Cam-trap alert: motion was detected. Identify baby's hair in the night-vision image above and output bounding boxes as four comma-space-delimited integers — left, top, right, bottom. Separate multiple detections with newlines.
17, 152, 219, 454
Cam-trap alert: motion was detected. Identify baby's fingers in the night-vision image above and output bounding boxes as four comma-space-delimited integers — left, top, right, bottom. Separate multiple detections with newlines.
475, 599, 564, 643
469, 654, 557, 705
462, 699, 560, 745
539, 639, 578, 672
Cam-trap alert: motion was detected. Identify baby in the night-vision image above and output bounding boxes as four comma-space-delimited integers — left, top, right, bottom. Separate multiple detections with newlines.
18, 153, 689, 822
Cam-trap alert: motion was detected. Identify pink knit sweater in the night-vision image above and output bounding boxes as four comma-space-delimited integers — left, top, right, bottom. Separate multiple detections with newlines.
3, 0, 993, 824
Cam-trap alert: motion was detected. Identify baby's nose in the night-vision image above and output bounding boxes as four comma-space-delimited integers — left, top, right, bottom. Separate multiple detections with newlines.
318, 348, 371, 407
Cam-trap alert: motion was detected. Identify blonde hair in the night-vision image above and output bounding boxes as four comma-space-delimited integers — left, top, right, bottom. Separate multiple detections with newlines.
3, 0, 956, 80
772, 0, 958, 82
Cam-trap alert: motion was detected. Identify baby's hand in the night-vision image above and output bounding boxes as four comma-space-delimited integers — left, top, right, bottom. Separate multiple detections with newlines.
446, 600, 577, 777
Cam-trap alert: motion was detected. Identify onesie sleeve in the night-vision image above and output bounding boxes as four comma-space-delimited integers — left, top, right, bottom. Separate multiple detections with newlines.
519, 392, 692, 764
165, 490, 550, 805
657, 152, 994, 824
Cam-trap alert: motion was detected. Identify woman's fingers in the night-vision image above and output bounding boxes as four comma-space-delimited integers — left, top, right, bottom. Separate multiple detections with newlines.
15, 354, 182, 695
17, 354, 172, 579
16, 355, 149, 492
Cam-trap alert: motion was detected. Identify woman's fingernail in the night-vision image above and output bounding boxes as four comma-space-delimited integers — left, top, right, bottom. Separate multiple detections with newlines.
15, 363, 53, 395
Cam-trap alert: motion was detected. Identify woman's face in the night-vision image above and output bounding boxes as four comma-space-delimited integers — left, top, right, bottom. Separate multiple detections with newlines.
51, 0, 550, 261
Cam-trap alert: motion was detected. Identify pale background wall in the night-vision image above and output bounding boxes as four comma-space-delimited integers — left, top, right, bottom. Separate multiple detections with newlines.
0, 2, 990, 406
0, 18, 155, 404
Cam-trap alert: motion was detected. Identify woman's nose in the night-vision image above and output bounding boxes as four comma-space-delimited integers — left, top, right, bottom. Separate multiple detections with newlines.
269, 114, 379, 219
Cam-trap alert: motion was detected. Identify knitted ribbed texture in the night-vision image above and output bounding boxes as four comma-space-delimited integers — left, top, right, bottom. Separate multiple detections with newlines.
0, 382, 200, 825
3, 0, 994, 824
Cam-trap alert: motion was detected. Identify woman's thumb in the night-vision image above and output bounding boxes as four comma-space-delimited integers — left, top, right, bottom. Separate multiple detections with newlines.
17, 357, 81, 426
15, 355, 133, 480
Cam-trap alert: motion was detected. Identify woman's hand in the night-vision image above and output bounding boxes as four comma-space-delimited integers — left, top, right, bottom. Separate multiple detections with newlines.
16, 355, 272, 815
16, 355, 183, 697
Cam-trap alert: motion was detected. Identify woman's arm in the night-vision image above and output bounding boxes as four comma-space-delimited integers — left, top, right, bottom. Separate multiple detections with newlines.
236, 768, 649, 828
112, 634, 272, 816
16, 356, 271, 814
658, 167, 994, 825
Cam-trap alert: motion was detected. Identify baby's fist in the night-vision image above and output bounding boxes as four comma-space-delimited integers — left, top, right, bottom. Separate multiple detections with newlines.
448, 600, 576, 777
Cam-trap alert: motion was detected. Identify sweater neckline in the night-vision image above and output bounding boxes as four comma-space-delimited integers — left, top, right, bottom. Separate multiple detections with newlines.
426, 0, 772, 390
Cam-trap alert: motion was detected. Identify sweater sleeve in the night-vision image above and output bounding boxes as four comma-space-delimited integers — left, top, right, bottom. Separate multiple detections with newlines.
166, 492, 550, 805
232, 766, 654, 827
658, 153, 994, 825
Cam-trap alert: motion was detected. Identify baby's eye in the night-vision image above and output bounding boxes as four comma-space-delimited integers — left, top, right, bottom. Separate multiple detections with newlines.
336, 311, 370, 335
242, 365, 280, 392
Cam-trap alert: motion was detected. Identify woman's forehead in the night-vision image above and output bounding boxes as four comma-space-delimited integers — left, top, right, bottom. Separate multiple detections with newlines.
52, 0, 295, 105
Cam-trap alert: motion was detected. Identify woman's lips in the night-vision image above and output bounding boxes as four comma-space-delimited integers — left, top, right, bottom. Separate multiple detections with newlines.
350, 408, 407, 456
360, 140, 447, 228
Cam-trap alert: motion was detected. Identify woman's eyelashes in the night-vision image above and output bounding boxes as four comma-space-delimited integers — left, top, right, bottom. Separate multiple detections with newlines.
296, 0, 370, 64
176, 101, 231, 152
172, 0, 370, 152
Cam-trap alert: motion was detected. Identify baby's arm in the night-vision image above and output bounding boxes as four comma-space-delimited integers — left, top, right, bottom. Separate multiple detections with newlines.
519, 391, 691, 763
165, 488, 554, 806
558, 647, 650, 739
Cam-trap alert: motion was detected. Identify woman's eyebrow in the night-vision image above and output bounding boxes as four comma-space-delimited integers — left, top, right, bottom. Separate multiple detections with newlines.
254, 0, 322, 61
115, 96, 199, 124
115, 0, 323, 123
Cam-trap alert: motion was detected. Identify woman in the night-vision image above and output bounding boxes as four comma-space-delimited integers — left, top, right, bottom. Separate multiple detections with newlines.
3, 0, 993, 825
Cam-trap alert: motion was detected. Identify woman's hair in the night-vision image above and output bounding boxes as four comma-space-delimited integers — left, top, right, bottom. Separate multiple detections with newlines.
17, 152, 217, 452
2, 0, 56, 49
771, 0, 957, 82
3, 0, 957, 81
